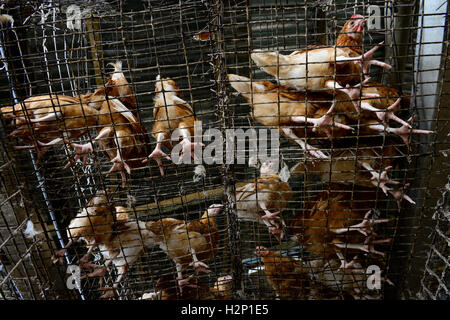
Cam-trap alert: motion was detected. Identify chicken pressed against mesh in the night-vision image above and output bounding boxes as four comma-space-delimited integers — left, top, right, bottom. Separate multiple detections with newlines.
145, 204, 223, 293
143, 75, 203, 176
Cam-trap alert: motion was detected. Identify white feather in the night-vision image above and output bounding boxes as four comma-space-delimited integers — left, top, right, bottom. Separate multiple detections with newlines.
23, 220, 43, 239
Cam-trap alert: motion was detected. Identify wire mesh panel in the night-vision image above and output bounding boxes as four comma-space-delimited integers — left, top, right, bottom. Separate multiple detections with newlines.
0, 0, 448, 300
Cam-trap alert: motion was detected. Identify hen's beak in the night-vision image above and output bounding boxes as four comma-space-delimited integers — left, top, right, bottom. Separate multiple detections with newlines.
356, 18, 366, 32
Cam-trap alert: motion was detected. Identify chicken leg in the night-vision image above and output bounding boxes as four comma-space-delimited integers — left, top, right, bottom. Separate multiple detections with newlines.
335, 251, 364, 274
65, 127, 112, 168
51, 239, 75, 265
259, 201, 285, 240
388, 183, 415, 208
334, 236, 392, 257
143, 133, 171, 176
175, 262, 198, 294
368, 117, 433, 145
189, 248, 211, 275
359, 162, 400, 195
331, 210, 389, 237
281, 127, 328, 159
291, 102, 353, 139
335, 42, 392, 78
324, 78, 379, 112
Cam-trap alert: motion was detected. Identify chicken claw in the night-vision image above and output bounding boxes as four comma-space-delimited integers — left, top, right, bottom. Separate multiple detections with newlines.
292, 102, 354, 139
190, 260, 211, 275
260, 210, 281, 220
110, 153, 131, 174
281, 128, 328, 159
385, 117, 433, 145
143, 144, 171, 176
108, 159, 130, 187
331, 210, 390, 237
65, 142, 94, 168
268, 226, 285, 242
334, 236, 392, 257
80, 265, 109, 279
368, 98, 410, 127
326, 78, 379, 112
369, 166, 401, 195
337, 42, 392, 77
177, 274, 199, 295
178, 138, 204, 161
388, 183, 415, 208
335, 251, 364, 274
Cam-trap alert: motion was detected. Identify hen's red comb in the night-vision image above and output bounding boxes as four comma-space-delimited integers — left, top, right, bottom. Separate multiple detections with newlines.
351, 14, 364, 19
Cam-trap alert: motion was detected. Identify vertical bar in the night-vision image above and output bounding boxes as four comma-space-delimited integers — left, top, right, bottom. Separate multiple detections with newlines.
210, 0, 244, 298
86, 14, 103, 87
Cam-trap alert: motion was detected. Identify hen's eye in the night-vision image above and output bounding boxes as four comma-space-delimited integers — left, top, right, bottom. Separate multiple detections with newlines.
349, 22, 354, 26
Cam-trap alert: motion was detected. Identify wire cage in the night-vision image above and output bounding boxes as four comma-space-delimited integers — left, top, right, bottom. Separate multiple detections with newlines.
0, 0, 448, 300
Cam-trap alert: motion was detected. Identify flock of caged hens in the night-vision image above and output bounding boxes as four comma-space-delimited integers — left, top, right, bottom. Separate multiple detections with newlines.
2, 15, 433, 300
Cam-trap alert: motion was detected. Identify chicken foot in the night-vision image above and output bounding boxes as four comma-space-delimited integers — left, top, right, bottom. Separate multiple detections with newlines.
360, 98, 411, 128
326, 78, 411, 129
189, 248, 211, 275
51, 239, 76, 265
176, 127, 204, 163
259, 201, 285, 240
359, 162, 400, 195
335, 251, 364, 274
99, 265, 128, 299
107, 135, 132, 187
175, 262, 199, 294
291, 102, 353, 139
178, 138, 204, 162
143, 133, 171, 176
334, 236, 392, 257
324, 78, 379, 112
331, 210, 389, 237
80, 252, 118, 291
368, 116, 433, 146
335, 42, 392, 77
388, 183, 415, 208
65, 127, 112, 168
76, 242, 99, 271
281, 127, 328, 159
